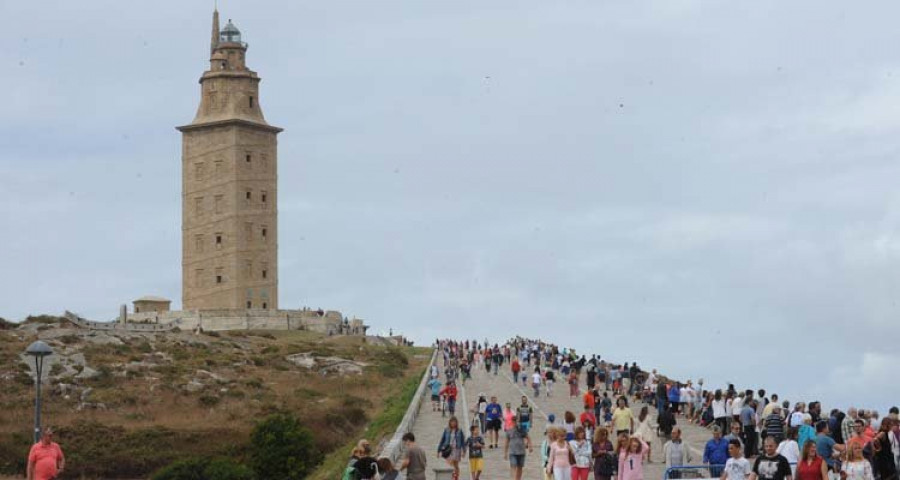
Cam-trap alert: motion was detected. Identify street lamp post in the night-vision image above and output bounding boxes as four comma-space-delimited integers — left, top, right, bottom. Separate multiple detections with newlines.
25, 341, 53, 444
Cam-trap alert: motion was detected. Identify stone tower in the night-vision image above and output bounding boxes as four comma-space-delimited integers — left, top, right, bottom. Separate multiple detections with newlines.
177, 10, 281, 311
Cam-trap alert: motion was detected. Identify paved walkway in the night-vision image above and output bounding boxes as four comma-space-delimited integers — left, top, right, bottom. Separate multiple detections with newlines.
409, 359, 716, 480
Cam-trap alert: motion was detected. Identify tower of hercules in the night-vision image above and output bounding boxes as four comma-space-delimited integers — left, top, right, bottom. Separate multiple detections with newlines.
177, 9, 281, 311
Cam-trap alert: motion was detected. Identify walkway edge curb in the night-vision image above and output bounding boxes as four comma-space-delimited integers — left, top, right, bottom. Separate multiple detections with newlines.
381, 349, 439, 465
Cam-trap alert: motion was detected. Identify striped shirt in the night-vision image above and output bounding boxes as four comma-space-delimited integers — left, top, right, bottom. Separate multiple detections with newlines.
765, 414, 785, 439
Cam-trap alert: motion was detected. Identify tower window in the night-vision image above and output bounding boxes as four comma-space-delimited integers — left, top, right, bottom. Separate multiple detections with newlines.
195, 269, 204, 288
262, 268, 267, 279
261, 226, 268, 239
194, 197, 204, 217
195, 234, 204, 253
247, 301, 252, 309
215, 233, 223, 248
261, 191, 267, 203
246, 154, 251, 163
246, 191, 252, 200
262, 302, 267, 309
216, 274, 223, 284
249, 96, 254, 108
214, 195, 223, 214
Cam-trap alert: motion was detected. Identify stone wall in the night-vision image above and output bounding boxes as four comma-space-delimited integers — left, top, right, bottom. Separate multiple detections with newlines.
124, 308, 360, 334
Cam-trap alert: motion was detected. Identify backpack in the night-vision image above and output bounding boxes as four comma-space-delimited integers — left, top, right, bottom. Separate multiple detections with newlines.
342, 458, 359, 480
355, 457, 378, 479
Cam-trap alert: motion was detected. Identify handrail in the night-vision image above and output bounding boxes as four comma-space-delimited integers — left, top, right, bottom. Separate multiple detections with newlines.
664, 462, 799, 479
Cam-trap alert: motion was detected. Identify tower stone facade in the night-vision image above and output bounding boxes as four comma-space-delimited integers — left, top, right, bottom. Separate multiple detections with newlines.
178, 10, 281, 311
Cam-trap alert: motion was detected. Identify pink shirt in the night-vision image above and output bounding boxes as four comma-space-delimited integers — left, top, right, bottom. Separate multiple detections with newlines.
619, 451, 645, 480
549, 442, 572, 468
28, 442, 63, 480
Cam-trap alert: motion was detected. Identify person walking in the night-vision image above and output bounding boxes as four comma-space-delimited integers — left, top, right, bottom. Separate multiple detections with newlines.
440, 381, 459, 418
504, 423, 533, 480
569, 370, 580, 398
795, 440, 827, 480
664, 427, 693, 479
776, 428, 800, 477
466, 424, 485, 480
437, 416, 466, 480
872, 418, 898, 480
504, 402, 517, 432
618, 436, 648, 480
841, 442, 874, 480
517, 396, 535, 433
475, 394, 488, 433
377, 458, 399, 480
749, 437, 792, 480
713, 390, 729, 433
400, 433, 427, 480
592, 427, 616, 480
533, 368, 544, 397
613, 396, 635, 436
548, 426, 575, 480
570, 426, 592, 480
27, 427, 64, 480
633, 406, 655, 462
486, 396, 503, 448
722, 439, 752, 480
543, 426, 559, 480
704, 426, 730, 478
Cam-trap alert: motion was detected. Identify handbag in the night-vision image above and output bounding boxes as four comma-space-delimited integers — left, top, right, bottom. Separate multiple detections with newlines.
440, 443, 452, 458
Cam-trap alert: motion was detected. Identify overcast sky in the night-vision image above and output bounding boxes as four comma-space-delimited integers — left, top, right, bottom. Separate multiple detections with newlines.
2, 0, 899, 412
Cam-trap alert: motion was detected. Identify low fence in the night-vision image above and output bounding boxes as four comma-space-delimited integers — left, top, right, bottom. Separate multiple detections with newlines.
664, 465, 724, 479
664, 463, 798, 480
379, 349, 438, 465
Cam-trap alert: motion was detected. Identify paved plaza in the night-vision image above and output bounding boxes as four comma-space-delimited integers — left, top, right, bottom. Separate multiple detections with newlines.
410, 359, 716, 480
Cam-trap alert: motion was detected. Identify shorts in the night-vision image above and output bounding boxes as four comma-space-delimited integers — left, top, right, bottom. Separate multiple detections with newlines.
489, 419, 502, 431
509, 454, 526, 468
469, 457, 484, 472
431, 394, 440, 401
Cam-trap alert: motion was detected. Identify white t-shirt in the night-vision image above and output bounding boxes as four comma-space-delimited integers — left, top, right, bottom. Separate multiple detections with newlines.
713, 399, 728, 419
732, 397, 744, 414
776, 440, 800, 465
723, 457, 752, 480
789, 412, 804, 428
532, 372, 542, 385
681, 387, 692, 404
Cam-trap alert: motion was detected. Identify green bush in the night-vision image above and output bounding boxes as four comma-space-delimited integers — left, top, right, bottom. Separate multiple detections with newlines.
249, 414, 320, 480
152, 457, 255, 480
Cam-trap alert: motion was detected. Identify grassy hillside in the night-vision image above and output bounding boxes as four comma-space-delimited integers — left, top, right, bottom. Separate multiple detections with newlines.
0, 316, 430, 479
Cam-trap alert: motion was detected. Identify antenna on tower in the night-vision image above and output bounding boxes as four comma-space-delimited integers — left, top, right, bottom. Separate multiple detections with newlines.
210, 5, 220, 55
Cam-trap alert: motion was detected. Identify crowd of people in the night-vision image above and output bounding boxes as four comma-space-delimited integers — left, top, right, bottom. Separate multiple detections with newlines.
342, 337, 898, 480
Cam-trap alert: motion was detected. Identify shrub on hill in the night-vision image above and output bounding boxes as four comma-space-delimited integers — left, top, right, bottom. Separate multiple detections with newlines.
249, 413, 320, 480
152, 457, 255, 480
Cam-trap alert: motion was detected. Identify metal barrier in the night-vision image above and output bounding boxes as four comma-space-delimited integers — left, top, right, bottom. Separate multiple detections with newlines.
664, 463, 798, 480
664, 464, 724, 480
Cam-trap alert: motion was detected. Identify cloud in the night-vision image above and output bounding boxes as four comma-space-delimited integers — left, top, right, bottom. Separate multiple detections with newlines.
810, 352, 900, 411
2, 0, 899, 411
